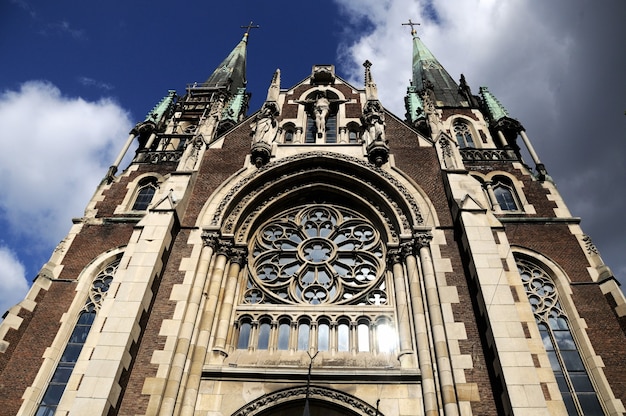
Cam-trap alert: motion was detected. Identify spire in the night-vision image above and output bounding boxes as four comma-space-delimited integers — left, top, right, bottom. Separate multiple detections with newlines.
203, 33, 249, 96
405, 24, 463, 107
144, 90, 177, 126
479, 86, 509, 123
363, 60, 378, 100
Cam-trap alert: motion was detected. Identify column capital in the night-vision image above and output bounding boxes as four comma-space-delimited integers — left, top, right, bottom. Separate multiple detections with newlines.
201, 230, 220, 248
229, 247, 247, 266
387, 248, 403, 266
413, 231, 433, 248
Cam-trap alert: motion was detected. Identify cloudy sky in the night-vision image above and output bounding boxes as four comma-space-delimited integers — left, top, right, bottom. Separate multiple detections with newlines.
1, 0, 624, 316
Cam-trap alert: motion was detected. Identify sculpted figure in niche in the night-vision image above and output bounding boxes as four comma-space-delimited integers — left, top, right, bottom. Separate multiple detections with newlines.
362, 101, 386, 146
251, 102, 279, 144
313, 92, 330, 136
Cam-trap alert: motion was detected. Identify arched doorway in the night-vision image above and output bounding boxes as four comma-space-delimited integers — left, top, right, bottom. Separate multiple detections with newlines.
257, 399, 360, 416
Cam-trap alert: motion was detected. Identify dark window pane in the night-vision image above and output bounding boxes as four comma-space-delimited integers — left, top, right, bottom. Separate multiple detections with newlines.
540, 328, 553, 350
35, 406, 56, 416
318, 324, 329, 351
133, 185, 156, 210
40, 384, 66, 405
277, 323, 290, 350
554, 330, 576, 351
69, 325, 90, 344
561, 350, 585, 372
77, 311, 96, 325
561, 392, 577, 415
258, 323, 270, 350
50, 366, 73, 384
237, 322, 251, 349
60, 344, 83, 363
547, 350, 561, 371
554, 373, 569, 392
298, 323, 310, 350
570, 373, 594, 392
577, 392, 604, 415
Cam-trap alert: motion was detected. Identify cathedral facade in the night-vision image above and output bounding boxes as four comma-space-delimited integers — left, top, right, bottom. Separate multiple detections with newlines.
1, 29, 625, 416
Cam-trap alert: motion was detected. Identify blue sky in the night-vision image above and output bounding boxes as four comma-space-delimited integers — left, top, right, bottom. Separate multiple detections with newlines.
1, 0, 625, 315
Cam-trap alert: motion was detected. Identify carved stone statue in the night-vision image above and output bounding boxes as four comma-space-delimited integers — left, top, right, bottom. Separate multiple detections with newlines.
362, 100, 386, 146
313, 92, 330, 136
251, 102, 279, 144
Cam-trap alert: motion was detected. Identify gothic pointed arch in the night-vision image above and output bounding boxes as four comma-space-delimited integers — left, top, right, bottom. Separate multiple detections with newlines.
231, 385, 382, 416
198, 151, 439, 242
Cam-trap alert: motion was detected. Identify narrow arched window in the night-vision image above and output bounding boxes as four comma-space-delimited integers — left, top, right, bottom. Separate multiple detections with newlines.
517, 258, 604, 415
347, 122, 361, 144
297, 320, 310, 351
376, 319, 395, 353
453, 120, 475, 148
317, 321, 330, 351
36, 257, 120, 416
132, 178, 157, 211
337, 321, 349, 352
493, 181, 519, 211
277, 320, 290, 350
357, 321, 370, 352
237, 320, 252, 349
257, 320, 271, 350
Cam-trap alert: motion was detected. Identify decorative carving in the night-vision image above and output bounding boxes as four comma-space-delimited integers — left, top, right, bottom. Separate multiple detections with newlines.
582, 234, 599, 255
249, 204, 386, 305
460, 148, 518, 162
400, 240, 416, 258
210, 151, 424, 232
413, 231, 433, 248
231, 385, 382, 416
362, 100, 386, 147
229, 247, 247, 266
85, 258, 120, 312
201, 231, 220, 249
387, 248, 402, 266
251, 102, 279, 145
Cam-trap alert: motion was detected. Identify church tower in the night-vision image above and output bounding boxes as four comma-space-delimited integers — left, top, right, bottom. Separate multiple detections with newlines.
1, 25, 625, 416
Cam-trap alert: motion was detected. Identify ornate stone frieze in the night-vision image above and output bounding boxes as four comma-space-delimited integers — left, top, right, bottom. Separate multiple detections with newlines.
231, 385, 381, 416
209, 151, 424, 234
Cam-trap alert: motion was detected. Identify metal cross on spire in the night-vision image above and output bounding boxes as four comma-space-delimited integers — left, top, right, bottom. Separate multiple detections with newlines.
402, 19, 421, 36
240, 21, 260, 37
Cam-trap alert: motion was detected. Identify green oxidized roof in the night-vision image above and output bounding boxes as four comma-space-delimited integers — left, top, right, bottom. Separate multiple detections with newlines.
411, 35, 463, 107
144, 90, 176, 123
479, 86, 509, 122
203, 34, 248, 96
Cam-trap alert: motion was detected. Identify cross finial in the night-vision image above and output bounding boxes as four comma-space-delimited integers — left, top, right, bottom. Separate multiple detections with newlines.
401, 19, 420, 36
240, 21, 260, 37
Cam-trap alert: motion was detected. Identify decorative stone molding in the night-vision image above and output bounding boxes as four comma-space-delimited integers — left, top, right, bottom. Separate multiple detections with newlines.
413, 231, 433, 248
200, 230, 220, 248
229, 247, 247, 266
582, 234, 599, 255
231, 385, 382, 416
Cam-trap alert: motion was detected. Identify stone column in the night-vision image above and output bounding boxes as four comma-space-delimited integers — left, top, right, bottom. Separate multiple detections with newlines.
416, 232, 459, 416
519, 130, 542, 166
484, 181, 500, 212
496, 130, 508, 148
212, 247, 246, 355
159, 232, 218, 416
388, 248, 415, 367
176, 236, 231, 416
402, 239, 438, 416
294, 126, 304, 144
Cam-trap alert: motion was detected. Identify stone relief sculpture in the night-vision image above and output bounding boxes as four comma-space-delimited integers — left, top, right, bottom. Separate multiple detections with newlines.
362, 100, 386, 146
251, 102, 279, 144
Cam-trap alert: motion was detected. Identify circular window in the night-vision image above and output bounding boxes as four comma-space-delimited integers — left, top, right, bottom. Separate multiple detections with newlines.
249, 204, 385, 305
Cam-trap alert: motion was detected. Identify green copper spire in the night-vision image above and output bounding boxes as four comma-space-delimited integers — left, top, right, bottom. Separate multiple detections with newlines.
409, 32, 463, 107
203, 34, 248, 96
479, 86, 509, 123
144, 90, 176, 125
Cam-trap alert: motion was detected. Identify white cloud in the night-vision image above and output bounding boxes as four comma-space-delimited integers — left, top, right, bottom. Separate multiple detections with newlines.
0, 81, 132, 250
0, 246, 29, 317
334, 0, 626, 284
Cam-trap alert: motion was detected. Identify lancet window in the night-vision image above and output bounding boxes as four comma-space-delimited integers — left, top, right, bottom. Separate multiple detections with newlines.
492, 178, 520, 211
36, 258, 120, 416
517, 258, 604, 415
132, 177, 158, 211
453, 120, 475, 148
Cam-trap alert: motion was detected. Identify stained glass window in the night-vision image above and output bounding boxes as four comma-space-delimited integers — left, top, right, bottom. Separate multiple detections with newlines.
517, 258, 604, 415
36, 258, 119, 416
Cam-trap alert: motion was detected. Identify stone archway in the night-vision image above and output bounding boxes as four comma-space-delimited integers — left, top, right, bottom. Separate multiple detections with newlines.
231, 386, 382, 416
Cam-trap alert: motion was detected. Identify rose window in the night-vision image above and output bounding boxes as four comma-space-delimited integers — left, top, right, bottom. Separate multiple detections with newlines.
246, 204, 386, 305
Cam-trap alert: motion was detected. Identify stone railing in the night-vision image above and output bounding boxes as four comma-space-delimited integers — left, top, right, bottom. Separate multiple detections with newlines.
460, 148, 518, 162
135, 149, 183, 164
